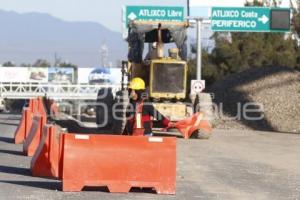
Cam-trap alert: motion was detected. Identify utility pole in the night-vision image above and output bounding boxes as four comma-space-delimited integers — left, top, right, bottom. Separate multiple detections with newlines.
196, 18, 202, 80
186, 2, 203, 83
100, 42, 109, 67
187, 0, 202, 80
54, 53, 58, 67
186, 1, 213, 116
54, 52, 62, 67
187, 0, 190, 17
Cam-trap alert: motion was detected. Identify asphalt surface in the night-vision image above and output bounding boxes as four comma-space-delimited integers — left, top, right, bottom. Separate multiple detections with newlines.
0, 113, 300, 200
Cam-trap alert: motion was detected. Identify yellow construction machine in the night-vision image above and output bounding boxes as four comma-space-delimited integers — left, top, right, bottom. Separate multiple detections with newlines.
46, 19, 212, 139
123, 20, 191, 121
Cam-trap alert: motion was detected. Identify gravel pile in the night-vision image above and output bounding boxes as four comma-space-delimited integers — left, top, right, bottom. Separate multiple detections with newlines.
208, 66, 300, 133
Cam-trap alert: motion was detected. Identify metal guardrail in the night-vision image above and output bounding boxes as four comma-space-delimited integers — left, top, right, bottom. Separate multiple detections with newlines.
0, 83, 122, 100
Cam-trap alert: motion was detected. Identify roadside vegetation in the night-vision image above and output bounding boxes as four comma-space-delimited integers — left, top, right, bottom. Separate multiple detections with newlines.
189, 1, 300, 86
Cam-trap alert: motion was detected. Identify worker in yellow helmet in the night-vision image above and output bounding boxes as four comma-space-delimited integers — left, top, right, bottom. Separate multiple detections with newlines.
125, 77, 175, 136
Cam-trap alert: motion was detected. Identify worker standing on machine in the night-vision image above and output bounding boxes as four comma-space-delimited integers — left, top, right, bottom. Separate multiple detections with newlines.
125, 77, 175, 136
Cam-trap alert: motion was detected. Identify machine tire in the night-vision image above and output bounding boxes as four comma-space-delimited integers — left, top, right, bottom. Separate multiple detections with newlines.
195, 93, 214, 123
96, 88, 114, 128
112, 90, 129, 134
190, 129, 211, 139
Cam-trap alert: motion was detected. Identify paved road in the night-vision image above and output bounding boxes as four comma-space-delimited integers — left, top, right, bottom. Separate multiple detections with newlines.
0, 113, 300, 200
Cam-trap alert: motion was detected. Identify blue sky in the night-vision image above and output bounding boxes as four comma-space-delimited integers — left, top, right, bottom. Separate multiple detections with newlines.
0, 0, 188, 32
0, 0, 263, 32
0, 0, 290, 32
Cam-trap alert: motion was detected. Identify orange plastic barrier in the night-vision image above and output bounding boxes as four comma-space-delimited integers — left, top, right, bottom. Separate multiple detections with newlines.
36, 97, 47, 116
14, 108, 31, 144
47, 99, 59, 116
23, 115, 47, 156
176, 112, 212, 139
62, 134, 176, 194
14, 97, 56, 146
29, 98, 39, 114
14, 98, 43, 144
31, 124, 62, 178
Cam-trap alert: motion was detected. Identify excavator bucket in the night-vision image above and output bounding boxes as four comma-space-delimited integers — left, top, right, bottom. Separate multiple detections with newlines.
175, 112, 212, 139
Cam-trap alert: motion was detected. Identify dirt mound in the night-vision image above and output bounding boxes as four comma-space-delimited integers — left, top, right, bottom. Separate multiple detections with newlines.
208, 66, 300, 133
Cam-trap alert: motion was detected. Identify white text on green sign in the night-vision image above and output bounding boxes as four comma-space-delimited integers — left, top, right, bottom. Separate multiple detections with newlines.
126, 6, 184, 24
211, 7, 270, 32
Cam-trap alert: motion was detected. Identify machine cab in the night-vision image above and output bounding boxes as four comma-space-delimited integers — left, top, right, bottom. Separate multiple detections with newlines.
126, 20, 189, 101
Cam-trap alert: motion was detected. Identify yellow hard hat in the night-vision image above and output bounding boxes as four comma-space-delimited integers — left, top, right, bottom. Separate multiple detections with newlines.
129, 77, 145, 90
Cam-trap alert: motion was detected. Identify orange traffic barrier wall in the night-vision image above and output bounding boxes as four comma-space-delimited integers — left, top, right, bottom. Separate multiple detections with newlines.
14, 108, 30, 144
47, 99, 59, 116
14, 98, 45, 144
176, 112, 212, 139
36, 97, 47, 116
14, 99, 35, 144
31, 124, 63, 178
29, 98, 39, 113
62, 134, 176, 194
23, 115, 47, 156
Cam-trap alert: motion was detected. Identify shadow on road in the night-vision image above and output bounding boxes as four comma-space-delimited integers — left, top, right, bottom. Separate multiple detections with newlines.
82, 186, 156, 194
130, 187, 156, 194
82, 186, 110, 192
0, 112, 21, 118
152, 132, 183, 138
0, 137, 14, 143
0, 122, 19, 126
0, 181, 157, 193
0, 180, 61, 190
0, 117, 20, 121
0, 149, 23, 156
0, 165, 31, 176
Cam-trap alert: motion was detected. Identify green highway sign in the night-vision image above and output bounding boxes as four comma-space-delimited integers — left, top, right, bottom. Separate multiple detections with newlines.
211, 7, 290, 32
125, 6, 184, 26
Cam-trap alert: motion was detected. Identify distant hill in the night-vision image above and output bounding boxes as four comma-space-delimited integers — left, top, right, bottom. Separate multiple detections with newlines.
0, 10, 127, 66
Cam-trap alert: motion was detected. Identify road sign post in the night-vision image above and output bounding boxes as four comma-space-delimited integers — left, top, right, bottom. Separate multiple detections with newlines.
196, 18, 202, 80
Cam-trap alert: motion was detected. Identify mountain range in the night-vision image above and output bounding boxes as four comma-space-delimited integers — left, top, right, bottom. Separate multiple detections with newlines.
0, 10, 127, 67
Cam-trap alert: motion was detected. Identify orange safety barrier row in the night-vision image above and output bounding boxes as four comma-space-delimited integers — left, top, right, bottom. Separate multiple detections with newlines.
37, 97, 47, 116
23, 115, 47, 156
14, 98, 41, 144
29, 98, 39, 114
176, 112, 212, 139
61, 134, 176, 194
47, 99, 59, 116
31, 124, 63, 178
14, 108, 33, 144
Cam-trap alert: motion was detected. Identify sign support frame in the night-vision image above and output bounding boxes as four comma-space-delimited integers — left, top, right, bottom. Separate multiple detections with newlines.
196, 18, 202, 81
